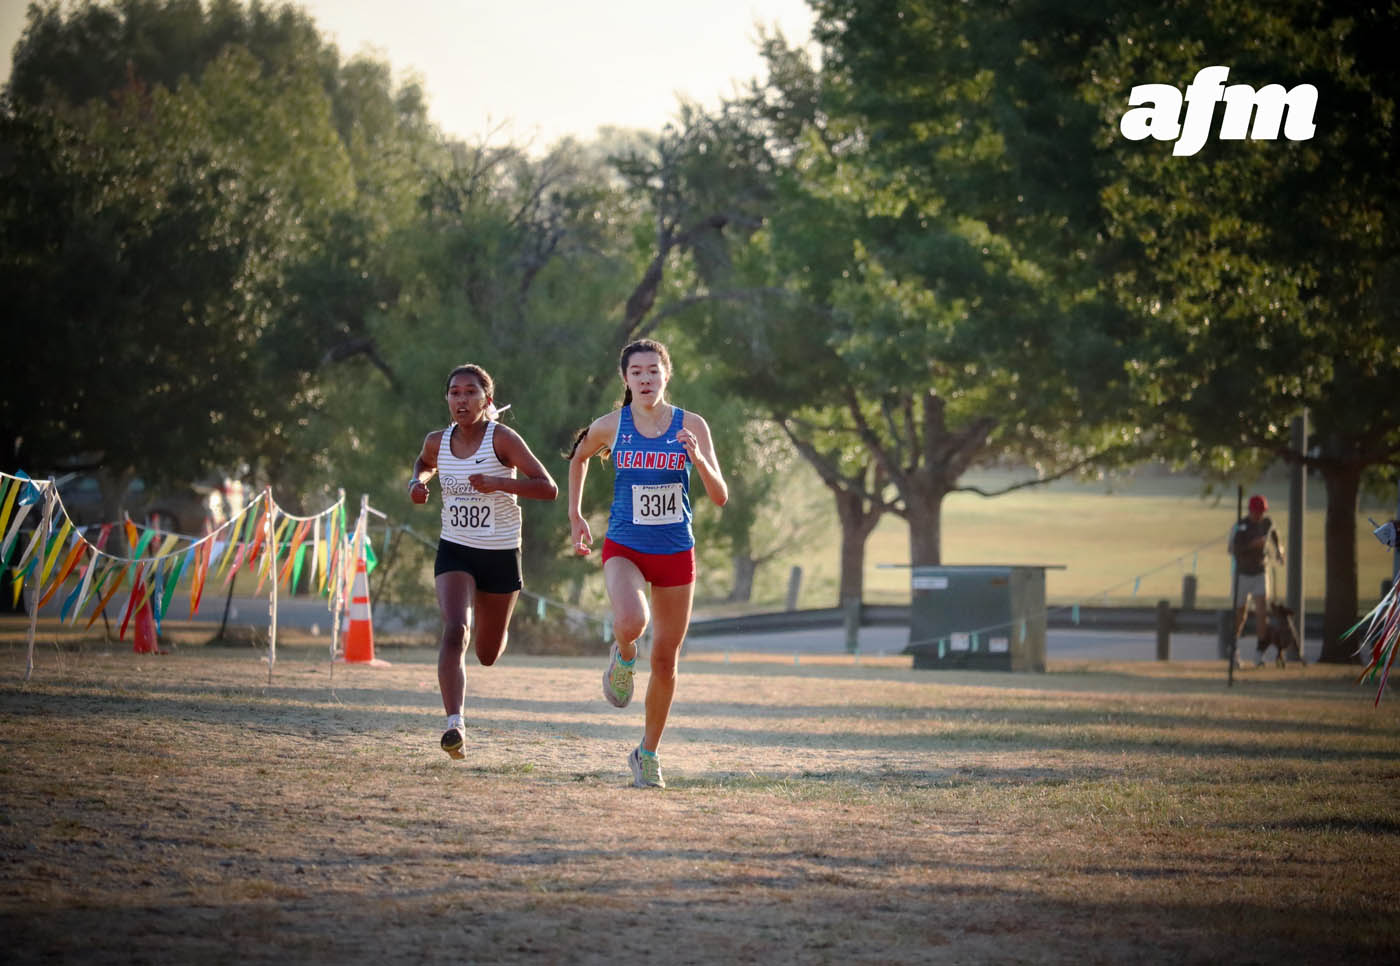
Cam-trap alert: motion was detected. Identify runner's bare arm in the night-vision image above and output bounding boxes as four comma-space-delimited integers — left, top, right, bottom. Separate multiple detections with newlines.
469, 425, 558, 500
408, 430, 442, 503
568, 413, 619, 554
680, 412, 727, 507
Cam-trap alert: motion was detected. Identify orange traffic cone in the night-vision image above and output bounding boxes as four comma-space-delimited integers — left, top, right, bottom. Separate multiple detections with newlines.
341, 555, 389, 666
132, 599, 159, 654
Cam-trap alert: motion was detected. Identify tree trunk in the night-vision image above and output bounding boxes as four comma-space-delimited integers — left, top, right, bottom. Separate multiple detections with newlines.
1318, 463, 1362, 663
728, 554, 757, 603
97, 468, 134, 555
833, 488, 883, 604
215, 578, 236, 643
904, 479, 948, 567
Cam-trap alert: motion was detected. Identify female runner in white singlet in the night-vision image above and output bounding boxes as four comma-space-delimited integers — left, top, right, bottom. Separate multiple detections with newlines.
408, 364, 557, 759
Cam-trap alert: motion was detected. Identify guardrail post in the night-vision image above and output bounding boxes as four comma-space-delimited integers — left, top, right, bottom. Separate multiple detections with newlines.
1181, 574, 1197, 610
1155, 599, 1172, 660
1217, 609, 1235, 659
785, 567, 803, 612
843, 596, 861, 653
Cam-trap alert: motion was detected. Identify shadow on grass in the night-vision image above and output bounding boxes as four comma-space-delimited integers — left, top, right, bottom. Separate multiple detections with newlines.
0, 852, 1390, 966
3, 678, 1398, 768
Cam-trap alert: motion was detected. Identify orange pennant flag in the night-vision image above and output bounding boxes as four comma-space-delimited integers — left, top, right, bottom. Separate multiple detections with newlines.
189, 538, 212, 617
37, 540, 86, 610
255, 515, 292, 596
277, 520, 312, 589
84, 564, 128, 630
244, 504, 271, 570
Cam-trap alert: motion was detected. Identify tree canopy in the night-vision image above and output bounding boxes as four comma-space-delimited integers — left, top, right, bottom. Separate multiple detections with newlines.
4, 0, 1396, 640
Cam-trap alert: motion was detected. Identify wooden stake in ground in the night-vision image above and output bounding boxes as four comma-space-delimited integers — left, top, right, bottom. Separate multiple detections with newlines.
23, 485, 55, 683
265, 488, 277, 686
1228, 484, 1242, 688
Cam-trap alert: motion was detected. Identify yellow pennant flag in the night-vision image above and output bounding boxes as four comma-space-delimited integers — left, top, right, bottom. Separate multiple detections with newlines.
0, 478, 19, 551
215, 516, 242, 581
310, 514, 322, 593
320, 513, 339, 595
36, 518, 74, 592
153, 533, 181, 562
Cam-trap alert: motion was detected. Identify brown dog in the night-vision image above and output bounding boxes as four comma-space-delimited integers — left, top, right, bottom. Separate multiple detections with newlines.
1257, 602, 1305, 667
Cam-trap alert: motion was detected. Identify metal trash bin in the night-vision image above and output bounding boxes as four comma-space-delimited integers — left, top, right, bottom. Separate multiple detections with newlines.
902, 565, 1055, 672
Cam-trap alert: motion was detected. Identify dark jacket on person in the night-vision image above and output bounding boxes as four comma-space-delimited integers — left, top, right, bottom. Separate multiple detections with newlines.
1231, 516, 1279, 576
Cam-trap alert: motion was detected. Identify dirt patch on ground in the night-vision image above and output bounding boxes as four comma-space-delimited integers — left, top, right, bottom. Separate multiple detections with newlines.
1, 636, 1398, 964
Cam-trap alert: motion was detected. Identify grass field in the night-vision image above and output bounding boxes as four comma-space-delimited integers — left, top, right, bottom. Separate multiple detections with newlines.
3, 635, 1398, 964
748, 466, 1397, 613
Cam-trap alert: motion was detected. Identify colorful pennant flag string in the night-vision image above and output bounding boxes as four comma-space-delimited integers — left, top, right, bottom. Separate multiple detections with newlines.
2, 471, 347, 633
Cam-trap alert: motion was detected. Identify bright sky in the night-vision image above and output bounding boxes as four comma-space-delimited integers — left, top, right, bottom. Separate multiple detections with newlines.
0, 0, 816, 147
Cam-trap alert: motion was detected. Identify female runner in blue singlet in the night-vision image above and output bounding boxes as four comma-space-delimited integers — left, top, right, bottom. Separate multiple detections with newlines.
567, 339, 728, 788
408, 364, 557, 760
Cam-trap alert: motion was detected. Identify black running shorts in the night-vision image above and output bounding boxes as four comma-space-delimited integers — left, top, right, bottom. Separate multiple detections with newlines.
433, 539, 523, 594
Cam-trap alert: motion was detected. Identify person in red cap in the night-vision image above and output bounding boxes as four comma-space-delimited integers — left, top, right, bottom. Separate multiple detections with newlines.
1230, 494, 1284, 667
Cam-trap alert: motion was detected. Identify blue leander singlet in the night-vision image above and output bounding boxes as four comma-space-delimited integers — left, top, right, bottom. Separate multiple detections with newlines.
606, 406, 693, 554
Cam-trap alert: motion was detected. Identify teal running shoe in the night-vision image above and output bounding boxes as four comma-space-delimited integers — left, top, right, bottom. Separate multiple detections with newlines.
603, 642, 635, 708
629, 745, 665, 788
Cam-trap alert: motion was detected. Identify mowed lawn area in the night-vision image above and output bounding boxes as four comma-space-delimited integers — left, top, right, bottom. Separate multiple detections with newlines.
2, 639, 1397, 965
763, 467, 1396, 612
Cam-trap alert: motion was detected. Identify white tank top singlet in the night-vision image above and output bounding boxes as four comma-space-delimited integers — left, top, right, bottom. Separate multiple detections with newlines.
437, 421, 521, 550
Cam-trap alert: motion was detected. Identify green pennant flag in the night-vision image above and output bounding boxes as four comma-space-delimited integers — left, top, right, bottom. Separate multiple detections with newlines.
160, 548, 191, 620
291, 543, 308, 593
131, 526, 157, 560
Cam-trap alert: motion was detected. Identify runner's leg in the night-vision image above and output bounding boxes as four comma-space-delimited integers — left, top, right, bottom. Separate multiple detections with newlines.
604, 556, 649, 663
437, 570, 475, 715
471, 590, 518, 666
641, 581, 694, 753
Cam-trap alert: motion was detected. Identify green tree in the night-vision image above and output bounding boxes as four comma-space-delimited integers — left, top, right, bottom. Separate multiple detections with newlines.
1080, 0, 1400, 660
707, 13, 1137, 594
3, 0, 440, 519
8, 0, 336, 109
609, 107, 827, 602
318, 135, 644, 603
0, 84, 282, 499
